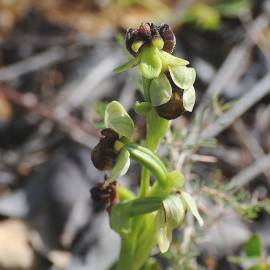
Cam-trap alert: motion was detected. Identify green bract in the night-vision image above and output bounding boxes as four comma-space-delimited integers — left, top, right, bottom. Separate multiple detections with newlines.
105, 101, 134, 138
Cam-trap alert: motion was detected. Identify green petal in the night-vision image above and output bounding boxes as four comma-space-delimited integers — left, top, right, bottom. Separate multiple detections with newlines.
104, 101, 134, 138
169, 65, 196, 90
159, 50, 189, 68
183, 86, 196, 112
149, 73, 172, 106
181, 192, 204, 226
156, 209, 171, 253
110, 201, 131, 234
114, 57, 140, 73
140, 46, 162, 79
107, 148, 130, 183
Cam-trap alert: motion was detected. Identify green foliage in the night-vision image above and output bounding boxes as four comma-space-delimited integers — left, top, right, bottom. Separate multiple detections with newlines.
245, 234, 262, 258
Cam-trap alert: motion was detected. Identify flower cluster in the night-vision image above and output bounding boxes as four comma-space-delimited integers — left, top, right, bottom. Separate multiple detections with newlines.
90, 23, 202, 269
115, 22, 196, 120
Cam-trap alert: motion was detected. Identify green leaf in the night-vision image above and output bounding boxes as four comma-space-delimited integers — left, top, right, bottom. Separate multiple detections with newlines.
149, 73, 172, 106
140, 46, 162, 79
107, 148, 130, 183
104, 101, 134, 138
114, 57, 140, 73
245, 234, 262, 258
110, 202, 131, 234
169, 65, 196, 90
183, 86, 196, 112
181, 192, 204, 226
130, 197, 163, 216
159, 51, 189, 68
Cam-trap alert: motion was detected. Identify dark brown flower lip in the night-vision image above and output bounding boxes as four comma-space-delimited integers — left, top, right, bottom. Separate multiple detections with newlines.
91, 128, 119, 171
90, 181, 118, 211
125, 22, 176, 56
155, 88, 185, 120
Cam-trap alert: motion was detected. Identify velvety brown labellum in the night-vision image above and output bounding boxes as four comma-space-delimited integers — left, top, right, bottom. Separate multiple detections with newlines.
90, 181, 117, 211
91, 128, 119, 171
155, 88, 185, 120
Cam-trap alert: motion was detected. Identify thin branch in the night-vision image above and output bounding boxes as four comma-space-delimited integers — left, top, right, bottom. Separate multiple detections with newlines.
228, 153, 270, 191
0, 47, 81, 82
201, 73, 270, 140
0, 85, 100, 146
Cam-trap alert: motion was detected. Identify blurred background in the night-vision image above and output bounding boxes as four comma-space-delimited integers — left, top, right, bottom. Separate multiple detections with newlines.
0, 0, 270, 269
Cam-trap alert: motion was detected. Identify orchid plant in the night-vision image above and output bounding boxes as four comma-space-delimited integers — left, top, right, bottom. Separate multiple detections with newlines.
90, 22, 203, 270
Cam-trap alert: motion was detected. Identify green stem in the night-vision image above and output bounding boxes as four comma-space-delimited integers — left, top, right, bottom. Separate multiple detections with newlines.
117, 185, 136, 200
139, 108, 169, 197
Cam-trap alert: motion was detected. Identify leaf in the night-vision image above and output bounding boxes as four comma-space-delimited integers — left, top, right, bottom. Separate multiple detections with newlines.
183, 86, 196, 112
130, 197, 163, 216
110, 202, 131, 234
114, 57, 140, 73
140, 46, 162, 79
181, 192, 204, 226
107, 148, 130, 183
149, 73, 172, 106
169, 66, 196, 90
159, 51, 189, 67
104, 101, 134, 138
245, 234, 262, 258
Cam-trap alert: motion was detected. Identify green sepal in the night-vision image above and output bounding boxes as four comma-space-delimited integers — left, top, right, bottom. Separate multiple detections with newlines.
169, 65, 196, 90
149, 73, 172, 106
114, 56, 140, 73
181, 191, 204, 226
156, 195, 185, 253
135, 101, 152, 115
183, 86, 196, 112
107, 148, 130, 183
140, 46, 162, 79
110, 201, 131, 234
159, 50, 189, 70
104, 101, 134, 138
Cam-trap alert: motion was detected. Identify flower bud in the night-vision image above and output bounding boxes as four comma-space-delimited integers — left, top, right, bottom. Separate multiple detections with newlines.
125, 22, 176, 56
155, 88, 185, 120
91, 128, 119, 171
90, 181, 117, 210
158, 24, 176, 53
